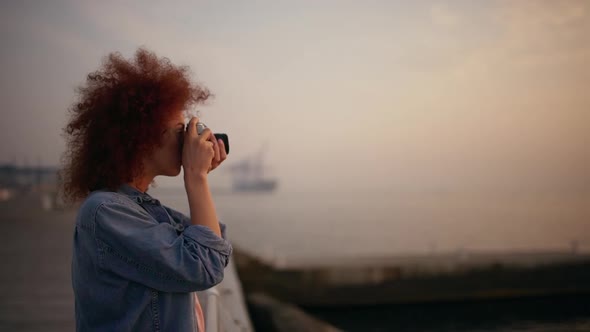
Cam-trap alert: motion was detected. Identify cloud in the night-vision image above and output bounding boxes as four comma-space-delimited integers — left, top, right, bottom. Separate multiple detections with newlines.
421, 0, 590, 90
429, 3, 460, 27
493, 0, 590, 65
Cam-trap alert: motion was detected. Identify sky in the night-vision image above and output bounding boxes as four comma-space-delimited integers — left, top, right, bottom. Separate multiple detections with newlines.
0, 0, 589, 194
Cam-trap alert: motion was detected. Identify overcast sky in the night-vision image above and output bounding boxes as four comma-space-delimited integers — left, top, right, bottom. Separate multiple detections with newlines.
0, 0, 588, 193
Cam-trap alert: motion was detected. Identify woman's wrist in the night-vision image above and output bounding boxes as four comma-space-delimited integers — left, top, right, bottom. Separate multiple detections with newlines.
184, 173, 208, 189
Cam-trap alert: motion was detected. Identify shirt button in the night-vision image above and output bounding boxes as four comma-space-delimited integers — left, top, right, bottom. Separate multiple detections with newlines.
135, 197, 143, 204
174, 223, 185, 231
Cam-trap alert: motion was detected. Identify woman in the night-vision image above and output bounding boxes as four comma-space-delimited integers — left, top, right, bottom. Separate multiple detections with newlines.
61, 48, 231, 331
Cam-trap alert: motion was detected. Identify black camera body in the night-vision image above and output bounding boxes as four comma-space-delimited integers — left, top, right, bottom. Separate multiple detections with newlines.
214, 133, 229, 155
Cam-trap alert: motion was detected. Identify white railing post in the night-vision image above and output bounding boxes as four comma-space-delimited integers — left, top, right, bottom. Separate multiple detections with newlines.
204, 287, 220, 332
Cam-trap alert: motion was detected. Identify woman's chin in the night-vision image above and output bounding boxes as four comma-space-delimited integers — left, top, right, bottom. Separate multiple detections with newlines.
162, 166, 182, 177
170, 167, 182, 177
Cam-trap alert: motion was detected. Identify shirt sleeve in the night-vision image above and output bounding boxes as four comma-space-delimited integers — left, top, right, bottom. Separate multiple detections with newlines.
94, 200, 232, 293
163, 205, 230, 242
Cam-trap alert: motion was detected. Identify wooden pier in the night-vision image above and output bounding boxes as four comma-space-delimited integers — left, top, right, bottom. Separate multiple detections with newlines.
0, 193, 76, 331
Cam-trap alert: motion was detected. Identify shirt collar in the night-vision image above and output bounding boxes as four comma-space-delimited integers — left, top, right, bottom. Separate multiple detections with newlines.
116, 184, 160, 205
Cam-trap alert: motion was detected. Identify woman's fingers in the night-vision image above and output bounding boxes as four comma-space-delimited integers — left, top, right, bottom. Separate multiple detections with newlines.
209, 137, 228, 172
198, 127, 213, 141
198, 128, 217, 164
187, 116, 199, 135
218, 138, 227, 162
211, 134, 221, 165
184, 117, 227, 173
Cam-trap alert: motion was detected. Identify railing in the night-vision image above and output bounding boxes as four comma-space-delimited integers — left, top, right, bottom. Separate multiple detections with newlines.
203, 287, 252, 332
204, 287, 220, 332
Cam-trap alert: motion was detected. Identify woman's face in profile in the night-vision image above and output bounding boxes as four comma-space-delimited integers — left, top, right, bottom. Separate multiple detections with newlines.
149, 111, 186, 177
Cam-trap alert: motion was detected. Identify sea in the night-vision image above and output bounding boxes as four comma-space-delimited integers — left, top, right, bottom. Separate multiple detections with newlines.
149, 186, 590, 331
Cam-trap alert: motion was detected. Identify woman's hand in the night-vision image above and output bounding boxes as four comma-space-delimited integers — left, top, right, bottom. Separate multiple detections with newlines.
182, 117, 228, 181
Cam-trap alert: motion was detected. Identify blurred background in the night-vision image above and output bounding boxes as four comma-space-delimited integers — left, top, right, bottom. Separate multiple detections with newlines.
1, 1, 589, 331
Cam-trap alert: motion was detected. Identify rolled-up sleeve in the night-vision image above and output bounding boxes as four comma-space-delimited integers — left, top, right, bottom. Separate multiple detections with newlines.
94, 200, 232, 293
183, 225, 232, 256
164, 206, 230, 243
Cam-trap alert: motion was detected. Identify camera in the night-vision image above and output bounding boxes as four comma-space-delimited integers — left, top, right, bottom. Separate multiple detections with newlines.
196, 122, 229, 155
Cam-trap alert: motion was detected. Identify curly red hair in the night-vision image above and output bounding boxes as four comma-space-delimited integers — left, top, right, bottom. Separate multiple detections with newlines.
60, 48, 211, 203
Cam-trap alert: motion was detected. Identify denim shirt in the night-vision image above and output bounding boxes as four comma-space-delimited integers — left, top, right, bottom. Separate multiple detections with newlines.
71, 184, 232, 331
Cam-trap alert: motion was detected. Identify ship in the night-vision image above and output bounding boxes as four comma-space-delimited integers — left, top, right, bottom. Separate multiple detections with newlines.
228, 144, 278, 193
